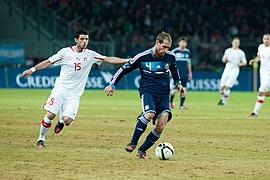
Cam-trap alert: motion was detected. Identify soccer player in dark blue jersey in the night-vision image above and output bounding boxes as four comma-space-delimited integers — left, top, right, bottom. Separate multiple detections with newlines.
170, 37, 192, 110
104, 32, 184, 159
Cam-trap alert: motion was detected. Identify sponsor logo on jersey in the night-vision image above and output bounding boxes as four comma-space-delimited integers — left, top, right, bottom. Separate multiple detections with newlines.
66, 56, 72, 60
165, 63, 169, 69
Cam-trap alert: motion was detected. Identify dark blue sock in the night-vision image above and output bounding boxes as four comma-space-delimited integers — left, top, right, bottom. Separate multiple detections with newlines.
138, 129, 161, 152
131, 116, 149, 145
180, 96, 186, 106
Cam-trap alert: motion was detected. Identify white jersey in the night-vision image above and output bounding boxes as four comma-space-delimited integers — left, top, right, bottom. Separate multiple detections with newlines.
258, 44, 270, 72
222, 48, 246, 74
49, 46, 105, 97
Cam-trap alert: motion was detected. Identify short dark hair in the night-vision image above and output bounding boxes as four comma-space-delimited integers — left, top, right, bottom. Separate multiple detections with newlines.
178, 36, 187, 43
74, 28, 89, 39
232, 36, 240, 41
156, 31, 172, 44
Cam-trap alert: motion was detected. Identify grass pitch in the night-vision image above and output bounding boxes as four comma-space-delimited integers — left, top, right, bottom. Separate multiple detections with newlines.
0, 89, 270, 179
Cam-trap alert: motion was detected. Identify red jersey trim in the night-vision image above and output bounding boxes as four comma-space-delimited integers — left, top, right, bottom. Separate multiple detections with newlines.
94, 57, 105, 61
69, 46, 75, 52
51, 59, 61, 64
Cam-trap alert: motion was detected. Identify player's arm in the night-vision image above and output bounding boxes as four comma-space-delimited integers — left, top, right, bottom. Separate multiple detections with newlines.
238, 51, 247, 67
221, 50, 228, 63
222, 56, 228, 63
187, 62, 192, 80
104, 57, 130, 64
104, 58, 139, 96
249, 56, 260, 65
22, 59, 52, 77
238, 58, 247, 67
169, 63, 185, 96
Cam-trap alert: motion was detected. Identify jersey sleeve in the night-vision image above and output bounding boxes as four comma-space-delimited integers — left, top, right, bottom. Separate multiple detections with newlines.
92, 51, 106, 65
169, 57, 181, 85
222, 49, 228, 61
187, 50, 191, 64
110, 54, 141, 86
48, 48, 65, 65
240, 50, 247, 63
257, 44, 262, 57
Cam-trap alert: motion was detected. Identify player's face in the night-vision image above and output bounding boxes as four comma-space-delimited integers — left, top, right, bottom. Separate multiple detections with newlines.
75, 34, 89, 49
262, 35, 270, 46
232, 39, 240, 48
178, 40, 187, 49
155, 39, 171, 57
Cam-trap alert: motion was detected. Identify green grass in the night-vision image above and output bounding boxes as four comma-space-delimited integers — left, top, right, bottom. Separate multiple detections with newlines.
0, 89, 270, 179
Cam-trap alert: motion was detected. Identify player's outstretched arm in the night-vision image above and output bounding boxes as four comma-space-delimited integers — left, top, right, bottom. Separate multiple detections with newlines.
104, 57, 130, 64
22, 59, 51, 77
104, 85, 115, 96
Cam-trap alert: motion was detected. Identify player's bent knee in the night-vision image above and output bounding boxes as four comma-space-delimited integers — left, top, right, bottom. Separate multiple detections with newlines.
144, 112, 155, 120
62, 116, 73, 126
155, 125, 165, 133
258, 91, 266, 96
46, 111, 56, 120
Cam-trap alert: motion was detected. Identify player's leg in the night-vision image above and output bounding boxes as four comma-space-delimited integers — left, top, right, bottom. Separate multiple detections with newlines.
54, 96, 79, 134
218, 73, 228, 105
179, 77, 188, 109
170, 89, 177, 109
218, 86, 225, 105
169, 78, 176, 109
38, 90, 62, 148
222, 70, 238, 105
37, 111, 56, 148
125, 92, 155, 153
249, 75, 270, 117
223, 86, 231, 104
249, 91, 266, 117
136, 97, 171, 159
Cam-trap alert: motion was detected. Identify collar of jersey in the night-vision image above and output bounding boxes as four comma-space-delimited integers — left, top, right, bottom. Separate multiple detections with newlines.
150, 48, 163, 59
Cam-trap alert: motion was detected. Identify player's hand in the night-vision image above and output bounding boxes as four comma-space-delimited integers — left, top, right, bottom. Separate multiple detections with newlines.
22, 69, 33, 77
104, 85, 115, 96
249, 59, 255, 65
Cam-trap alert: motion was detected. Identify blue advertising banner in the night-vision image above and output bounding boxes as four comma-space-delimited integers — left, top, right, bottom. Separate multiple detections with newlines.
0, 67, 6, 87
188, 71, 254, 91
0, 67, 257, 91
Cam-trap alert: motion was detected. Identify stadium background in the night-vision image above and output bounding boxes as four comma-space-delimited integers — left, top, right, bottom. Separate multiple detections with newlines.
1, 1, 270, 179
0, 0, 269, 90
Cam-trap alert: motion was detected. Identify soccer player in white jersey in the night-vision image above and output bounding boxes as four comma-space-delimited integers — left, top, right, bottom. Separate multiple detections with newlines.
22, 28, 129, 148
248, 34, 270, 117
217, 37, 247, 105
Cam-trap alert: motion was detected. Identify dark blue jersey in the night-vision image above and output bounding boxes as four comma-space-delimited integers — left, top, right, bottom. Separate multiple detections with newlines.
110, 48, 181, 97
171, 48, 191, 78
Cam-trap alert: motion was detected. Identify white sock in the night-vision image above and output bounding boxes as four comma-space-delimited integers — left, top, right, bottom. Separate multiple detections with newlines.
59, 118, 64, 124
223, 89, 230, 104
220, 90, 225, 101
253, 96, 265, 115
38, 116, 52, 141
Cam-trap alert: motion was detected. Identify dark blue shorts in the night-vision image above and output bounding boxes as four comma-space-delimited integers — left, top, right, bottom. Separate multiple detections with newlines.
180, 76, 188, 88
139, 92, 172, 121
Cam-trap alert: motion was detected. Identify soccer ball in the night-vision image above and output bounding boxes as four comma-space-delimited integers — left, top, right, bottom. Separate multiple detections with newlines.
155, 142, 174, 160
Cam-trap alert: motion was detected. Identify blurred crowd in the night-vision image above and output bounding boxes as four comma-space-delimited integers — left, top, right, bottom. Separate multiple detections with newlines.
43, 0, 269, 70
